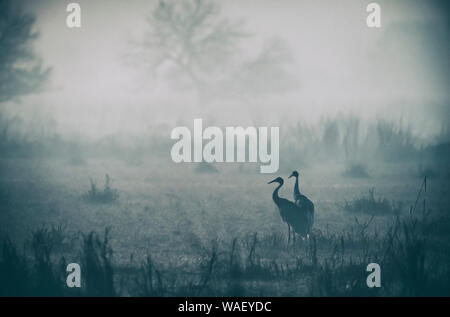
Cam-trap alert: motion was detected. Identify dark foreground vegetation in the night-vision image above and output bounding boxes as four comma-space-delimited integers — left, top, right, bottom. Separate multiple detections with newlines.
1, 179, 449, 297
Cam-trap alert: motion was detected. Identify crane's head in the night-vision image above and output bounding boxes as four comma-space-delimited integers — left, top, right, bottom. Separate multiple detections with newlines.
268, 177, 283, 185
289, 171, 299, 179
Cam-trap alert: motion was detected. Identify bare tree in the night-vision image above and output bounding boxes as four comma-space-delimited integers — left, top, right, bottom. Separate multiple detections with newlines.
133, 0, 298, 102
135, 0, 244, 90
0, 0, 50, 103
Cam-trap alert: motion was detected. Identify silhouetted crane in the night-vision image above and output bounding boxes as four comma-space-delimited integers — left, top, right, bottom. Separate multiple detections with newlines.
268, 177, 310, 244
289, 171, 315, 235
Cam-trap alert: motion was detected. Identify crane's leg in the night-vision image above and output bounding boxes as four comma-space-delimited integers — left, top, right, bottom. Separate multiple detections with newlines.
287, 225, 291, 245
293, 232, 296, 247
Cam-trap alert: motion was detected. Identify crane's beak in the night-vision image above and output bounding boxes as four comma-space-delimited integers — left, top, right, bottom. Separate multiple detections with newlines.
267, 178, 278, 184
288, 173, 294, 179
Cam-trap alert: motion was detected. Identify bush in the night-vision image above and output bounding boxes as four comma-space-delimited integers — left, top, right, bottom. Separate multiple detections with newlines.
343, 188, 402, 215
195, 162, 219, 174
84, 174, 119, 204
343, 162, 370, 178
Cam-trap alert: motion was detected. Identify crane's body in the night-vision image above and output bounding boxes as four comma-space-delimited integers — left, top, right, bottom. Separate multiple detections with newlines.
290, 171, 315, 231
268, 177, 311, 239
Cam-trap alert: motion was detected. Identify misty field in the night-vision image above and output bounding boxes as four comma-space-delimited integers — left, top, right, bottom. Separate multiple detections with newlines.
1, 151, 449, 296
1, 0, 449, 299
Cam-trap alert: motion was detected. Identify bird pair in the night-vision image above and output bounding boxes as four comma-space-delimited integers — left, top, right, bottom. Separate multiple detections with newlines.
268, 171, 315, 244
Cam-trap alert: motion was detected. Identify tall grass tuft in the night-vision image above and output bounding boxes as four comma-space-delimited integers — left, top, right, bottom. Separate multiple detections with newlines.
343, 188, 402, 216
81, 228, 115, 296
31, 228, 63, 296
0, 238, 31, 296
135, 256, 164, 296
84, 174, 119, 204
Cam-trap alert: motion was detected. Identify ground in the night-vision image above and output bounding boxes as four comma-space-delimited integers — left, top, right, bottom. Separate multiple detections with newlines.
0, 156, 449, 296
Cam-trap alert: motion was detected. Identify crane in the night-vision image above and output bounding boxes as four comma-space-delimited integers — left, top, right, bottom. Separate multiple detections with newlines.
289, 171, 315, 235
268, 177, 311, 244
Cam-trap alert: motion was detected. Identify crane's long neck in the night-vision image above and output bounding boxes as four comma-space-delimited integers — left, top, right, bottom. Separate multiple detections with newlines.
272, 182, 283, 206
294, 176, 301, 197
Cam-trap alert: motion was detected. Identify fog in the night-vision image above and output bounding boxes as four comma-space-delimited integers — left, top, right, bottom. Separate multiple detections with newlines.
1, 1, 450, 297
2, 0, 447, 140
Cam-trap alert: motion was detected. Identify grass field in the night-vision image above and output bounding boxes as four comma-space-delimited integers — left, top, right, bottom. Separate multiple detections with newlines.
1, 154, 449, 296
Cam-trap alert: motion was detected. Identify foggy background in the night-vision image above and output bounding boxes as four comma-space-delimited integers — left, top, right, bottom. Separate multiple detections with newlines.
2, 0, 449, 140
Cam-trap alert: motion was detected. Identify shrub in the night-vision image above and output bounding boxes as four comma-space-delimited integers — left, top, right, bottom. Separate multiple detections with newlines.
343, 162, 370, 178
343, 188, 402, 215
195, 161, 219, 174
84, 174, 119, 204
